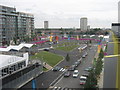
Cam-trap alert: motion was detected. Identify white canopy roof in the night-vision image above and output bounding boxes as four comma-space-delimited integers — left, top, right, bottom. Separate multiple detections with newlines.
0, 54, 26, 69
0, 43, 34, 52
19, 43, 34, 48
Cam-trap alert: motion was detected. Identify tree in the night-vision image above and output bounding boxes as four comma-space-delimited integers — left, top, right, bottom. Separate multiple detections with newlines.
89, 40, 92, 44
99, 48, 104, 59
66, 53, 70, 62
60, 32, 64, 35
94, 58, 103, 77
13, 37, 17, 45
84, 69, 97, 89
105, 31, 109, 35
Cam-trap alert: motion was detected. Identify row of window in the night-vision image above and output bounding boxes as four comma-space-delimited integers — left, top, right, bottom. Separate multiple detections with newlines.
1, 61, 26, 77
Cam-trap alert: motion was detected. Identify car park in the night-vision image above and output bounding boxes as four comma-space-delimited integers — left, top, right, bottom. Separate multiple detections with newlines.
73, 70, 79, 78
80, 76, 87, 85
64, 71, 71, 77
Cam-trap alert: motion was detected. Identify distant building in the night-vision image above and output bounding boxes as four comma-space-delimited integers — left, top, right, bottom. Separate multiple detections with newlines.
111, 1, 120, 37
118, 1, 120, 23
44, 21, 48, 29
80, 17, 87, 31
87, 25, 90, 31
0, 5, 34, 46
112, 23, 120, 37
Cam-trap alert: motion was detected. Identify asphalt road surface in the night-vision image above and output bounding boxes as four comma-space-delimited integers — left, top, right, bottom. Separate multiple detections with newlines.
52, 44, 97, 89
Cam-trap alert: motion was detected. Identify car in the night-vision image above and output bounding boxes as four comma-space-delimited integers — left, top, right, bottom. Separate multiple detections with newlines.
89, 47, 92, 50
80, 76, 87, 85
49, 42, 53, 45
84, 67, 93, 72
68, 65, 76, 71
77, 58, 82, 63
85, 52, 88, 56
52, 66, 61, 71
73, 70, 79, 78
64, 71, 71, 77
82, 73, 89, 77
44, 48, 49, 51
82, 54, 86, 58
74, 61, 80, 67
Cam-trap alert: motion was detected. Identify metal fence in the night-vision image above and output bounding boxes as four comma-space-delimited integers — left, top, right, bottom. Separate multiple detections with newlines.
2, 64, 43, 89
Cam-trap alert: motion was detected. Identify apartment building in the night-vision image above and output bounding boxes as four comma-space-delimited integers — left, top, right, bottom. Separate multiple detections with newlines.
80, 17, 88, 31
0, 5, 34, 46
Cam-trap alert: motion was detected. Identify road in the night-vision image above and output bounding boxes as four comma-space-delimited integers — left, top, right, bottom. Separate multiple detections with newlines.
21, 40, 87, 89
52, 44, 97, 89
21, 39, 98, 89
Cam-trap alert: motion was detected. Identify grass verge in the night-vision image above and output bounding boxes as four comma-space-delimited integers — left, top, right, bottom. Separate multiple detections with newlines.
43, 67, 48, 71
30, 51, 63, 67
55, 45, 79, 52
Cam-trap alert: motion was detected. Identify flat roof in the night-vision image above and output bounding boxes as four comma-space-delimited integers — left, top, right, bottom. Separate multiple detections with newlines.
0, 54, 26, 69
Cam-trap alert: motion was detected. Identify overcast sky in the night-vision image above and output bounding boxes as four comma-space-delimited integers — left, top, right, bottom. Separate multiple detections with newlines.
0, 0, 119, 28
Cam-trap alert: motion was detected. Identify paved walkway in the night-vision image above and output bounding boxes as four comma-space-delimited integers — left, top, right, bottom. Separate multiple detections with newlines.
43, 62, 53, 70
98, 67, 104, 88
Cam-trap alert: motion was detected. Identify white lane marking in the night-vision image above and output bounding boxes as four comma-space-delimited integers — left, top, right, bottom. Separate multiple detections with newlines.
62, 69, 66, 72
53, 76, 64, 87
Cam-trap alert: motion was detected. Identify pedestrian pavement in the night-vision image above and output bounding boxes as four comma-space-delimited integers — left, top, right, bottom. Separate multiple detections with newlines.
98, 67, 104, 88
43, 62, 53, 70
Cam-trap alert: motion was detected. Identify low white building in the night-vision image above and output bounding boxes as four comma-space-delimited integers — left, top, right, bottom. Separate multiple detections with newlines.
0, 53, 29, 78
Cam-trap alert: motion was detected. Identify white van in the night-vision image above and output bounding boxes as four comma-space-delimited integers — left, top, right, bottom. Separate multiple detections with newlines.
80, 76, 87, 85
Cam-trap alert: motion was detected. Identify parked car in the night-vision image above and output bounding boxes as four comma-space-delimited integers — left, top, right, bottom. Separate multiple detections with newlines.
82, 73, 89, 77
80, 76, 87, 85
73, 70, 79, 78
64, 71, 71, 77
68, 65, 76, 71
74, 61, 80, 67
52, 66, 61, 71
44, 48, 49, 51
77, 58, 82, 63
49, 42, 53, 45
85, 52, 88, 56
84, 67, 93, 72
82, 54, 86, 58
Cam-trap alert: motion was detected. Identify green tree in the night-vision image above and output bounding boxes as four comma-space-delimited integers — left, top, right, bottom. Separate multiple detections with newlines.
13, 37, 17, 45
99, 48, 104, 59
84, 69, 97, 89
94, 58, 103, 77
66, 53, 70, 62
89, 40, 92, 44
